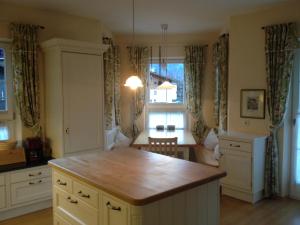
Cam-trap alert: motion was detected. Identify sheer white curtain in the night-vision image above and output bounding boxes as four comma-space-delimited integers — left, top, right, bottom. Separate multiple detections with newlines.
291, 49, 300, 199
148, 111, 185, 129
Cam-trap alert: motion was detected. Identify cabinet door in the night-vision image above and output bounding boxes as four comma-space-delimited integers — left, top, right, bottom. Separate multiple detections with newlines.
62, 51, 103, 154
54, 214, 72, 225
54, 187, 98, 225
102, 195, 129, 225
220, 149, 252, 191
0, 186, 6, 209
11, 177, 52, 205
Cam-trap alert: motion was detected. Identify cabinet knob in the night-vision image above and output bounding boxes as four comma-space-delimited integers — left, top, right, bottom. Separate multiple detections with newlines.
28, 172, 42, 177
106, 201, 121, 211
78, 190, 90, 198
56, 179, 67, 186
65, 128, 70, 134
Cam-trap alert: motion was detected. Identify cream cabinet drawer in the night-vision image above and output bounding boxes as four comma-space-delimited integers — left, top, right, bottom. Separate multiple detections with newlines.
10, 166, 51, 183
54, 172, 72, 193
54, 214, 72, 225
102, 194, 129, 225
73, 180, 98, 208
220, 139, 251, 153
11, 177, 52, 205
54, 187, 98, 225
0, 175, 4, 186
0, 186, 6, 209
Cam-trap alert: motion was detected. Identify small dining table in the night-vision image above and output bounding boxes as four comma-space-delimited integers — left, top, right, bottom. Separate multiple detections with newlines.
131, 129, 197, 160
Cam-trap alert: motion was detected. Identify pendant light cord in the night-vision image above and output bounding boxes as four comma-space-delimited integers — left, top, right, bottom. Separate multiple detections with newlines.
132, 0, 135, 45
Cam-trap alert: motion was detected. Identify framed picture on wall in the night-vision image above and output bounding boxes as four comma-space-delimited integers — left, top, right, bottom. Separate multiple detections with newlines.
240, 89, 265, 119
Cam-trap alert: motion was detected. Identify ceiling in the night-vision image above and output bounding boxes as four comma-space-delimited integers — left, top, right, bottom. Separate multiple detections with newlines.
0, 0, 292, 34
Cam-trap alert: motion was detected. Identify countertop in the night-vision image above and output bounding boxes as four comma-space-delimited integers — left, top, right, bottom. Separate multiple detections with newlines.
49, 148, 226, 206
0, 158, 52, 173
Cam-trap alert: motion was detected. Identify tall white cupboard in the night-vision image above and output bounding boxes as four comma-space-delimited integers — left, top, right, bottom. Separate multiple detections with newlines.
42, 39, 105, 158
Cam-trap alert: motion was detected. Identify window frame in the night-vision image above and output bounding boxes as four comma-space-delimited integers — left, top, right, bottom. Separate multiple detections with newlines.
0, 39, 14, 121
146, 58, 187, 130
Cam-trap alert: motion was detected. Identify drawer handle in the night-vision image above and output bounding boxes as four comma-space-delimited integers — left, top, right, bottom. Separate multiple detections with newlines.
29, 172, 42, 177
78, 191, 90, 198
29, 180, 42, 185
56, 179, 67, 186
106, 201, 121, 211
230, 144, 240, 148
67, 197, 78, 204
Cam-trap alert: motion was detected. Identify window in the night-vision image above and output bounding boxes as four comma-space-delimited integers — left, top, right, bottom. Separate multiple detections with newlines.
0, 41, 13, 141
148, 111, 185, 129
147, 59, 187, 130
0, 48, 8, 111
291, 47, 300, 198
149, 61, 184, 104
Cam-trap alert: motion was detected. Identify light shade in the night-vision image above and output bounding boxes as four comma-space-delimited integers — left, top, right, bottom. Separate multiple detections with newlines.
124, 75, 143, 90
157, 81, 176, 90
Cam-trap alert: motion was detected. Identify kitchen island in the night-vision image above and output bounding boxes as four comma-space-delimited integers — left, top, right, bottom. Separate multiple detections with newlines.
49, 148, 226, 225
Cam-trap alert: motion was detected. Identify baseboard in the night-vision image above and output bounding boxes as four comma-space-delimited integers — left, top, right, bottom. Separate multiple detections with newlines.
222, 185, 263, 204
0, 199, 52, 221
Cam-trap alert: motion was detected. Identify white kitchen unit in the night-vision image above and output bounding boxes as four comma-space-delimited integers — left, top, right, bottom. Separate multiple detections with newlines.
0, 165, 52, 221
42, 39, 105, 158
50, 149, 226, 225
219, 132, 267, 203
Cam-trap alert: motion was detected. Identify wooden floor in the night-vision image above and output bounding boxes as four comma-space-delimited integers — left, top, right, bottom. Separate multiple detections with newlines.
0, 196, 299, 225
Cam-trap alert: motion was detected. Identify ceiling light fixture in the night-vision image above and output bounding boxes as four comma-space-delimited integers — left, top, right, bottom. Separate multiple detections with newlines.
124, 0, 143, 90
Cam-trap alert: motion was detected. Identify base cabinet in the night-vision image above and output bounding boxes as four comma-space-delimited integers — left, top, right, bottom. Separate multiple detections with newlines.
52, 169, 220, 225
11, 177, 52, 205
0, 166, 52, 221
0, 186, 6, 209
219, 132, 266, 203
102, 195, 129, 225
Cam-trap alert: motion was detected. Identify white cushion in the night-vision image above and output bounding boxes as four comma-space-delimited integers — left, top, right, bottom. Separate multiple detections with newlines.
113, 130, 131, 148
203, 128, 219, 150
195, 145, 219, 167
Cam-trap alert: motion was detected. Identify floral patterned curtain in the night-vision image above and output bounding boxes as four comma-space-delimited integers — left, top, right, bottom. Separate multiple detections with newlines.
103, 40, 121, 130
11, 23, 41, 136
213, 34, 229, 132
127, 46, 149, 137
264, 23, 298, 197
185, 45, 208, 143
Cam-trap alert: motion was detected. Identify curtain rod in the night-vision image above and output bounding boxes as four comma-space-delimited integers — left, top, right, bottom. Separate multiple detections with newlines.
261, 22, 293, 30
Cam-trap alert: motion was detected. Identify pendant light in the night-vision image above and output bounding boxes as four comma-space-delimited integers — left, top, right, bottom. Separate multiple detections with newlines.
124, 0, 143, 90
157, 24, 176, 90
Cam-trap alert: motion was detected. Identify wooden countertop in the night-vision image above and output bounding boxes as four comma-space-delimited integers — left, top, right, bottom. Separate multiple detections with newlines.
49, 148, 226, 206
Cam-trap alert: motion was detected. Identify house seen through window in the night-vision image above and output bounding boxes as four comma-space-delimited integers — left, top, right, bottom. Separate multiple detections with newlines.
149, 62, 184, 104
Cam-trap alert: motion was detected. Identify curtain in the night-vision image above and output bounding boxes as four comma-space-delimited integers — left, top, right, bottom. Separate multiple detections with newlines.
103, 42, 121, 130
184, 45, 208, 143
11, 23, 41, 136
127, 46, 149, 137
264, 23, 298, 197
213, 34, 229, 132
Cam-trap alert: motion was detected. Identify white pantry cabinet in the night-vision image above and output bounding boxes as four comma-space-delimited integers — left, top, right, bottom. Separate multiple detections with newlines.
0, 166, 52, 221
219, 132, 266, 203
42, 39, 105, 158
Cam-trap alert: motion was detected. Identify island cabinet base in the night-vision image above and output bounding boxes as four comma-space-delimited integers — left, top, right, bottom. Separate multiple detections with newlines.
52, 169, 220, 225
